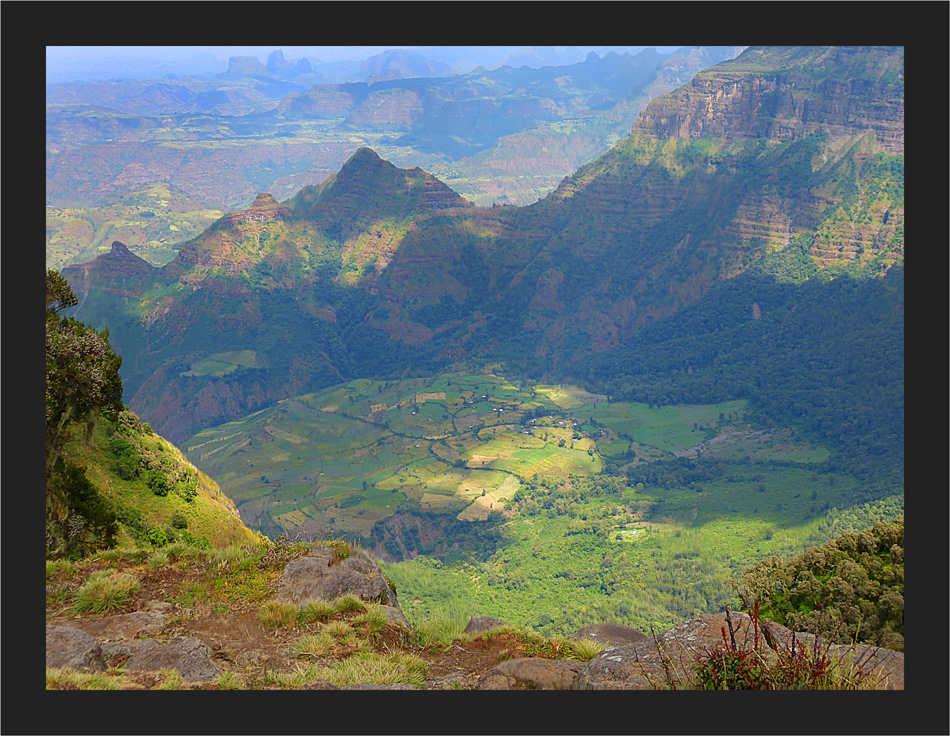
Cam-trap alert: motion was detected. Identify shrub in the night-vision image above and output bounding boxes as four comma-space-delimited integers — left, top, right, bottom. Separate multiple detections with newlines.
146, 470, 170, 497
169, 511, 189, 530
146, 527, 168, 547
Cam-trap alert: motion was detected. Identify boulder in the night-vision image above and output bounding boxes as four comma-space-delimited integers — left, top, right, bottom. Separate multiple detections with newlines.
276, 546, 400, 611
477, 657, 584, 690
463, 616, 508, 636
570, 623, 648, 647
46, 624, 106, 672
575, 612, 905, 690
101, 636, 219, 683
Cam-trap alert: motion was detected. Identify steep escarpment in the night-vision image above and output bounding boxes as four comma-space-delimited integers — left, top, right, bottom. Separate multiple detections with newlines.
634, 46, 904, 155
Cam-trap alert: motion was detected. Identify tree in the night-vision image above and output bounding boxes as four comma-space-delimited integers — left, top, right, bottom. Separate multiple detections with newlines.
46, 270, 124, 479
46, 270, 125, 556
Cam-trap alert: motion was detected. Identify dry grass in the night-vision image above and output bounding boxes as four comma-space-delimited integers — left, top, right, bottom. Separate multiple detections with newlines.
74, 570, 140, 613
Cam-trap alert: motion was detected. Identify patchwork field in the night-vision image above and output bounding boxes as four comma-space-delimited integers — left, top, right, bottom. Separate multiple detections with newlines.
183, 373, 833, 542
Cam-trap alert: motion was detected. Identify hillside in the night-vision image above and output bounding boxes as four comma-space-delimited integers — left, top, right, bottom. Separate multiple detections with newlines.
67, 409, 260, 551
46, 46, 741, 270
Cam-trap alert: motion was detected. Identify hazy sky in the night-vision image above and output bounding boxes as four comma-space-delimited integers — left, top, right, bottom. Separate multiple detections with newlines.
46, 45, 685, 84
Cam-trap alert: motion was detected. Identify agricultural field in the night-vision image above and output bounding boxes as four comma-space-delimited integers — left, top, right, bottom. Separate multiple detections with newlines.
45, 184, 224, 269
182, 373, 838, 547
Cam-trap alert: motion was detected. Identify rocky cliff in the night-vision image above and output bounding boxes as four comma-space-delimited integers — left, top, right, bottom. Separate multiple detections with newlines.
61, 46, 904, 449
634, 46, 904, 155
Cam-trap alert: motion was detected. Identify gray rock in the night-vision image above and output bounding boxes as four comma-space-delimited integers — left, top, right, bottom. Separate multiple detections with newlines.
46, 624, 106, 672
143, 600, 174, 614
463, 616, 508, 636
299, 679, 341, 690
425, 672, 479, 690
78, 611, 167, 641
477, 657, 584, 690
276, 545, 407, 628
570, 623, 648, 647
102, 636, 219, 682
277, 547, 398, 607
379, 604, 410, 630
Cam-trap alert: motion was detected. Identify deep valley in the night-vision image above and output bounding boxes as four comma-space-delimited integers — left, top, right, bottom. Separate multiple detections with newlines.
46, 44, 905, 666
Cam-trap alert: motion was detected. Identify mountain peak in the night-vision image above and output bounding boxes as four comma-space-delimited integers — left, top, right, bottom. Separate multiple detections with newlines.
295, 148, 472, 217
61, 241, 155, 302
109, 240, 134, 257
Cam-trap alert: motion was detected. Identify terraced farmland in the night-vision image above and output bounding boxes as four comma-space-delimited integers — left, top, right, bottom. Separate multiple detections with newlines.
183, 374, 830, 541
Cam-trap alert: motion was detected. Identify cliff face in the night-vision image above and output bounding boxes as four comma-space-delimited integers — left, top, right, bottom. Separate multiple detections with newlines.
634, 46, 904, 155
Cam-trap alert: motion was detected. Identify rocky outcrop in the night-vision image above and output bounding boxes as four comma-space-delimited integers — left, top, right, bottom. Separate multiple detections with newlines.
101, 636, 219, 683
574, 611, 904, 690
227, 56, 267, 77
570, 622, 648, 647
46, 624, 106, 672
463, 616, 508, 636
477, 657, 585, 690
46, 568, 903, 690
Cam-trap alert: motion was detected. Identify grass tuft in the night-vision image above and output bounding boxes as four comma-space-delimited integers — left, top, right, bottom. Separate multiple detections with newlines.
353, 602, 389, 639
332, 594, 365, 613
46, 666, 123, 690
257, 600, 300, 630
215, 671, 244, 690
147, 550, 170, 568
300, 598, 337, 622
408, 608, 469, 648
306, 651, 429, 688
292, 632, 337, 659
74, 570, 140, 613
157, 668, 184, 690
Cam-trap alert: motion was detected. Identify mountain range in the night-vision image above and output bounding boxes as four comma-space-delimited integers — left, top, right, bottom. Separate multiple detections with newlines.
62, 45, 903, 445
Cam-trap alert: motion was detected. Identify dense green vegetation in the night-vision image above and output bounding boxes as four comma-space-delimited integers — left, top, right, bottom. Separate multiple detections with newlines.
738, 519, 903, 651
46, 270, 124, 558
